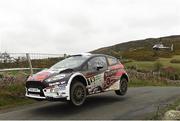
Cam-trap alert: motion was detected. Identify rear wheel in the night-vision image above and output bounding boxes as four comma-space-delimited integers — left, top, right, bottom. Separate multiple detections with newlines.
115, 78, 128, 96
69, 81, 86, 106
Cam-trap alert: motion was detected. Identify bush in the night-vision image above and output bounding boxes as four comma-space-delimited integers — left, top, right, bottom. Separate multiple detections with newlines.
0, 71, 35, 109
121, 59, 133, 64
0, 74, 3, 79
169, 73, 180, 80
175, 74, 180, 80
127, 65, 137, 70
122, 50, 157, 61
170, 59, 180, 63
153, 61, 163, 72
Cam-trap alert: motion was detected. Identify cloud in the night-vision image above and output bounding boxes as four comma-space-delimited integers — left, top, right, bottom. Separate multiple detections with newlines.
0, 0, 180, 54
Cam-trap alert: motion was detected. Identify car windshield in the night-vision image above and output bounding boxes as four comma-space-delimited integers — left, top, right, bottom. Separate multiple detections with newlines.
50, 56, 89, 69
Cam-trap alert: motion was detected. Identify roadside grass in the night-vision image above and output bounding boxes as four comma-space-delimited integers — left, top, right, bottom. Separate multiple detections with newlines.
0, 95, 35, 110
151, 98, 180, 120
125, 55, 180, 72
0, 71, 36, 110
0, 83, 35, 110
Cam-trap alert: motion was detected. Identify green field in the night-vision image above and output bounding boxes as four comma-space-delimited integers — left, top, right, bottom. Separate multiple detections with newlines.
125, 55, 180, 72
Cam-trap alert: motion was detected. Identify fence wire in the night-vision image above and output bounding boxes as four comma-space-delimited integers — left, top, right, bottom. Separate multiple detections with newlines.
0, 52, 66, 69
0, 52, 65, 63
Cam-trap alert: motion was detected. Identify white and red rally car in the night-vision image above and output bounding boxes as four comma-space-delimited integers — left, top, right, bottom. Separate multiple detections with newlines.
26, 53, 129, 106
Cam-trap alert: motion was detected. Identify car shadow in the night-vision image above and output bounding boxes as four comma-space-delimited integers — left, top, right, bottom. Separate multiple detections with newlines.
30, 94, 128, 119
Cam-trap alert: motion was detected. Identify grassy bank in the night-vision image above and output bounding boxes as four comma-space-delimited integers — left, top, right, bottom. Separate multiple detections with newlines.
151, 98, 180, 120
0, 84, 35, 110
0, 71, 36, 110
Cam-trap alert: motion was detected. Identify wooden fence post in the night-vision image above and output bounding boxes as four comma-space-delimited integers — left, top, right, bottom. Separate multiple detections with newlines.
26, 53, 33, 76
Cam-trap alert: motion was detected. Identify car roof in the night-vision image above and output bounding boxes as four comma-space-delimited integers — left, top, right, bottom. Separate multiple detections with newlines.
71, 53, 117, 60
71, 53, 108, 58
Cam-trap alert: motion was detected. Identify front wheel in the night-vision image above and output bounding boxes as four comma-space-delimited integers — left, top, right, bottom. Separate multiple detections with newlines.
69, 81, 86, 106
115, 78, 128, 96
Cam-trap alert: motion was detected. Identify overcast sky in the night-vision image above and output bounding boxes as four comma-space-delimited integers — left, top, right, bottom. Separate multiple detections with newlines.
0, 0, 180, 54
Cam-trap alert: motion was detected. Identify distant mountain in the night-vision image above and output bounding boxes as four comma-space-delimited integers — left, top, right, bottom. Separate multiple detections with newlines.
91, 35, 180, 61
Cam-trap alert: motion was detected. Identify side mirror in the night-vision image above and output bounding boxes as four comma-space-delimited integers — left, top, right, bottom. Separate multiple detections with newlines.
96, 65, 103, 71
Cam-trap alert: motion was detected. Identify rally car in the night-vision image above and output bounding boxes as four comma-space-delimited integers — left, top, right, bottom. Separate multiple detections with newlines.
25, 53, 129, 106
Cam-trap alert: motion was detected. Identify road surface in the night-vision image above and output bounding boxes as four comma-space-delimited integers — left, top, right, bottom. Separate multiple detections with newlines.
0, 87, 180, 120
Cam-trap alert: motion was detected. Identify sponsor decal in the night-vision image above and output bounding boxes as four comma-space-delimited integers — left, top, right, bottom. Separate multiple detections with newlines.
33, 71, 51, 81
103, 67, 123, 89
87, 73, 103, 84
87, 76, 96, 83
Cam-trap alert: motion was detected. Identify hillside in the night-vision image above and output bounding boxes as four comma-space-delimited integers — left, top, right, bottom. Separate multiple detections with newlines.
92, 35, 180, 61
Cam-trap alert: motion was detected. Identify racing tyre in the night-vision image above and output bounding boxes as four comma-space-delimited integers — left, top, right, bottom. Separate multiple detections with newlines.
115, 78, 128, 96
69, 81, 86, 106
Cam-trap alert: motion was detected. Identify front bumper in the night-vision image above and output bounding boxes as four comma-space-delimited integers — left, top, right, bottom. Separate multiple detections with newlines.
25, 93, 46, 99
25, 85, 68, 100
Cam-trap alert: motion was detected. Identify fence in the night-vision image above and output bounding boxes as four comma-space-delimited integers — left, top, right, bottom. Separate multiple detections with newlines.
0, 52, 66, 69
0, 52, 65, 63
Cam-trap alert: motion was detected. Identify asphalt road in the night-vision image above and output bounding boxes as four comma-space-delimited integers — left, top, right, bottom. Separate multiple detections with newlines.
0, 87, 180, 120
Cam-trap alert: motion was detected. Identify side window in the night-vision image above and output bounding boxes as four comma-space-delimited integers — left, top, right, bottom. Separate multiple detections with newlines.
88, 57, 107, 71
107, 57, 119, 66
82, 64, 88, 71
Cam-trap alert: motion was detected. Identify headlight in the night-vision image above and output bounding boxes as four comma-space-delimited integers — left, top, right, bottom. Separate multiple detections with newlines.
45, 74, 66, 82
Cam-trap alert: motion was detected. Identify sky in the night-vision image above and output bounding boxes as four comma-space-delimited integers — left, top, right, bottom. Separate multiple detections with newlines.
0, 0, 180, 54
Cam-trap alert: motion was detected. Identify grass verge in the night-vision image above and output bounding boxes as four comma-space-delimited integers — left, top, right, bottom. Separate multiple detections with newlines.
0, 84, 35, 110
151, 98, 180, 120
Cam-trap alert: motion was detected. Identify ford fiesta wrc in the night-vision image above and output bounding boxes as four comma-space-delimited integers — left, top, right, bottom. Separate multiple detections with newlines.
25, 53, 129, 106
